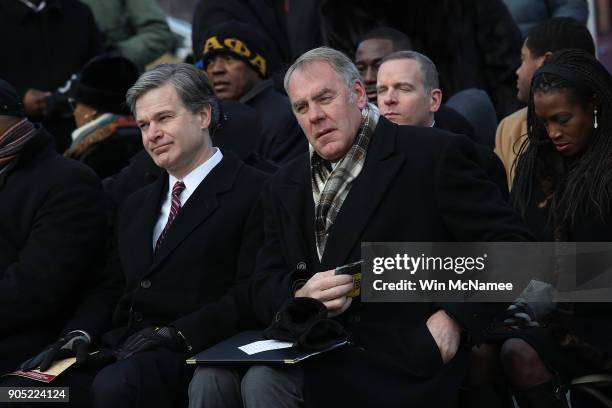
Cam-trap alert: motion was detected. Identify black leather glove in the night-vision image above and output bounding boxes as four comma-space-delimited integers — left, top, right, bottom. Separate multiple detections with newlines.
265, 298, 349, 350
115, 326, 191, 360
20, 330, 91, 372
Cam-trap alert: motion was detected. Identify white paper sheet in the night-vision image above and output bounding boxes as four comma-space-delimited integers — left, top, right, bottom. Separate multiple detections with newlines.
238, 339, 294, 355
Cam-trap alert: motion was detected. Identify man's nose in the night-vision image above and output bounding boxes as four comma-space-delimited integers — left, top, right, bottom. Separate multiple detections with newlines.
383, 89, 397, 106
145, 121, 161, 142
208, 59, 226, 74
308, 104, 325, 123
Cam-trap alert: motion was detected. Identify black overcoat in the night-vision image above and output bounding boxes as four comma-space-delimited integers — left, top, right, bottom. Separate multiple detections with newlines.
0, 127, 107, 374
101, 151, 266, 347
253, 117, 534, 407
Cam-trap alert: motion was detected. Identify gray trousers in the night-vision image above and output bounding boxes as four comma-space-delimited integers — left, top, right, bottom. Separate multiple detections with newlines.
188, 364, 304, 408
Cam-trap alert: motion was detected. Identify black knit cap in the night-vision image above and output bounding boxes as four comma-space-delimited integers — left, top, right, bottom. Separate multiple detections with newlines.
0, 79, 25, 118
75, 55, 140, 115
200, 22, 271, 78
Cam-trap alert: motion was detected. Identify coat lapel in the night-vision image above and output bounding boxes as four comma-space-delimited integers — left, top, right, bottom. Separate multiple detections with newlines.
278, 158, 320, 271
0, 161, 14, 189
320, 118, 405, 269
148, 153, 241, 272
122, 174, 165, 278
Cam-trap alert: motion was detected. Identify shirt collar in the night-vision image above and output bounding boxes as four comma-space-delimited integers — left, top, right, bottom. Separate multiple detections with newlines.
168, 147, 223, 195
18, 0, 46, 12
5, 0, 62, 23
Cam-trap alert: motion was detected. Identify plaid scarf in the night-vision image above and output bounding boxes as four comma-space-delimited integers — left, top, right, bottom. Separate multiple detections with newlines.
0, 118, 37, 166
65, 114, 137, 159
311, 103, 379, 260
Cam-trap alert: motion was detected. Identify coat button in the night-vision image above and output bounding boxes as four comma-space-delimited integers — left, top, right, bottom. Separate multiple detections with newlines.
133, 311, 143, 322
297, 262, 307, 271
140, 280, 151, 289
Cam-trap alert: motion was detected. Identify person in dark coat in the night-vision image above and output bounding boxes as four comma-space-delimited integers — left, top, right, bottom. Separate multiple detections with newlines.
484, 50, 612, 408
8, 64, 268, 408
0, 0, 102, 151
376, 50, 509, 199
198, 22, 306, 165
355, 26, 499, 147
241, 47, 533, 408
64, 55, 142, 179
0, 78, 107, 375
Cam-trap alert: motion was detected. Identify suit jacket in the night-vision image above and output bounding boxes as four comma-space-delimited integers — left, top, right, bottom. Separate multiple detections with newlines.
101, 151, 267, 347
0, 127, 107, 374
255, 117, 533, 407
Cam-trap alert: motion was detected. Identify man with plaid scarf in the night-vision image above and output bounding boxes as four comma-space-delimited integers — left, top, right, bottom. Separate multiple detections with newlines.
240, 47, 534, 408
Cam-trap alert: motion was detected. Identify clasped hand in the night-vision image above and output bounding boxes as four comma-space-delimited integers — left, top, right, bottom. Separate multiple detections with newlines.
295, 270, 354, 317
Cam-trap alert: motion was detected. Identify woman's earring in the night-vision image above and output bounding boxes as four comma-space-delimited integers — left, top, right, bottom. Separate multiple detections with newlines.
594, 109, 598, 129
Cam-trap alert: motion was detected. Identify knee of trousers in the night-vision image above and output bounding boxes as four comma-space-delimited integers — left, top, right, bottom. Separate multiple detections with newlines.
241, 365, 302, 397
91, 361, 139, 404
189, 366, 241, 397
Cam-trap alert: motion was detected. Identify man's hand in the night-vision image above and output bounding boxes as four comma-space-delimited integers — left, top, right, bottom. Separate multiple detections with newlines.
426, 310, 461, 363
20, 331, 91, 372
115, 326, 190, 360
295, 270, 354, 317
23, 89, 51, 117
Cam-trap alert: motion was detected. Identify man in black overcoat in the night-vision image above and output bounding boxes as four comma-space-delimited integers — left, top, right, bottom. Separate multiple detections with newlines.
0, 78, 107, 375
4, 65, 267, 408
250, 47, 533, 408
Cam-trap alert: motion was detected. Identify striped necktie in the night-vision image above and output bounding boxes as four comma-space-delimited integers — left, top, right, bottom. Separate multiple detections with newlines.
155, 180, 186, 252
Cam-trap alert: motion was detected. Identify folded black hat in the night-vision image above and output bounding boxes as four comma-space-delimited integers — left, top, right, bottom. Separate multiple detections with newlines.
0, 79, 25, 118
200, 22, 271, 78
264, 297, 349, 350
75, 55, 140, 115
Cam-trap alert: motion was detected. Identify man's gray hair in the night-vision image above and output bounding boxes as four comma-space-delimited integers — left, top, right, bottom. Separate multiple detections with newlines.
380, 51, 440, 92
284, 47, 363, 94
126, 63, 220, 130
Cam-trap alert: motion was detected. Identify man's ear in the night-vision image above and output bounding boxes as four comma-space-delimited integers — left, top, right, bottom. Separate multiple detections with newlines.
353, 80, 368, 109
199, 105, 212, 129
429, 88, 442, 113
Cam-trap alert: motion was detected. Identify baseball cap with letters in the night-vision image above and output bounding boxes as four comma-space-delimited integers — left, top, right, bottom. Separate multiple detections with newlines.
198, 22, 270, 78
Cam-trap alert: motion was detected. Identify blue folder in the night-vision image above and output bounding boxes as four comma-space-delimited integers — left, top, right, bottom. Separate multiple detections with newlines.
186, 330, 349, 365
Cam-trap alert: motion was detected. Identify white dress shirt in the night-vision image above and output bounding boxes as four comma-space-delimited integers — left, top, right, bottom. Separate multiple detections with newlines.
152, 148, 223, 248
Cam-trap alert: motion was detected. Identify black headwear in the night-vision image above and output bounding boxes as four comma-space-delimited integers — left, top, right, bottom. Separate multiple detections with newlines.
199, 22, 271, 78
75, 55, 140, 115
0, 79, 25, 118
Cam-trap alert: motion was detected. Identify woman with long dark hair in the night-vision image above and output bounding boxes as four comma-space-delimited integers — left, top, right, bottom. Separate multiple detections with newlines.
500, 49, 612, 407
